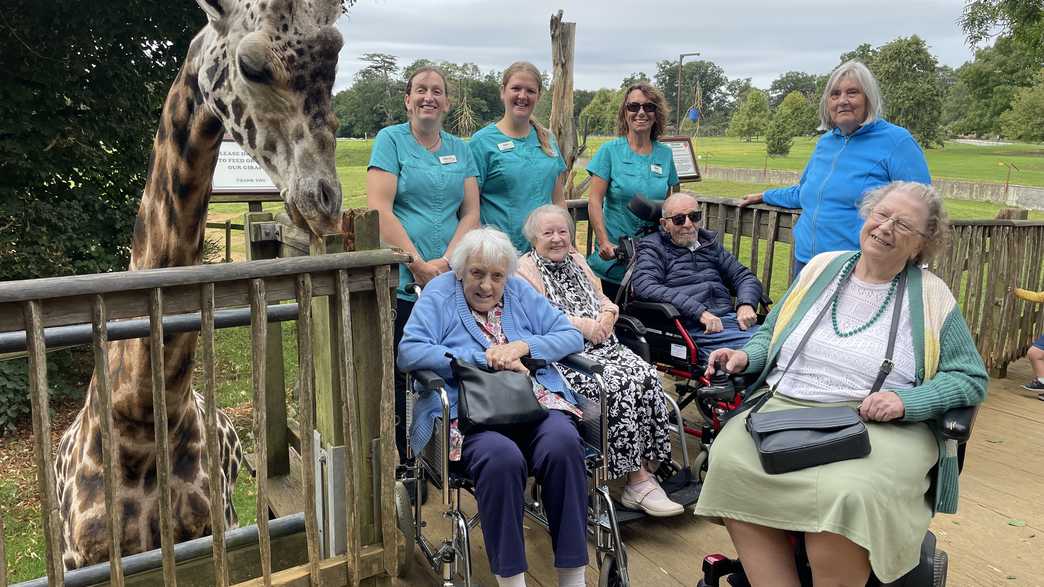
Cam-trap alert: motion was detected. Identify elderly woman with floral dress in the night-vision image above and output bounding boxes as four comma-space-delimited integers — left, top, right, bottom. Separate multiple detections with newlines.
518, 204, 684, 517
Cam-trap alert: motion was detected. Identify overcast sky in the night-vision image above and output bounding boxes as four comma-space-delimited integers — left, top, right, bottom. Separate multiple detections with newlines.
331, 0, 978, 92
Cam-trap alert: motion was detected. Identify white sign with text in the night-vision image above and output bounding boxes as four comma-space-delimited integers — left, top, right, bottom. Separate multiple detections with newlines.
211, 138, 279, 193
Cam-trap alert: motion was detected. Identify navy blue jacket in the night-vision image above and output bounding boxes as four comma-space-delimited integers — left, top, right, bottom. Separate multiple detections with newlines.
631, 228, 764, 327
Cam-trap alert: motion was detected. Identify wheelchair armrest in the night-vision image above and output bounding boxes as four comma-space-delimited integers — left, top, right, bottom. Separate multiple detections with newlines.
411, 369, 445, 391
558, 353, 604, 376
940, 405, 978, 443
615, 313, 646, 335
627, 300, 681, 320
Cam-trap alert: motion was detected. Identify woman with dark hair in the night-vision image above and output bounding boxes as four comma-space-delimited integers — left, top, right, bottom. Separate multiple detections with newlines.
586, 82, 679, 293
367, 65, 481, 463
470, 61, 567, 252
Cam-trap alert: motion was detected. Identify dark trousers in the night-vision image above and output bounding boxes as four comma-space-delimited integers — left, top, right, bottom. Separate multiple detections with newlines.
393, 297, 414, 463
453, 411, 589, 577
687, 313, 759, 363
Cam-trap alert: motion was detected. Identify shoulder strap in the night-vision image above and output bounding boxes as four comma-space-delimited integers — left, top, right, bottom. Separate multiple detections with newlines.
868, 270, 907, 395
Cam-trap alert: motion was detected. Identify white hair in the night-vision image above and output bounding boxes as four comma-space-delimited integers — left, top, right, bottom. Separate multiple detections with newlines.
522, 204, 575, 244
817, 60, 885, 132
661, 192, 700, 217
449, 226, 519, 279
859, 181, 950, 263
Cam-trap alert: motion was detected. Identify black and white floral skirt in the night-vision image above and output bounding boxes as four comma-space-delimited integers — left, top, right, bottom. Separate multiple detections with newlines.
559, 340, 672, 478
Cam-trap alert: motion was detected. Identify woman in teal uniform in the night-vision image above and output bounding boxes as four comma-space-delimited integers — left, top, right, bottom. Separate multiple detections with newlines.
587, 82, 679, 294
469, 61, 567, 252
367, 66, 480, 464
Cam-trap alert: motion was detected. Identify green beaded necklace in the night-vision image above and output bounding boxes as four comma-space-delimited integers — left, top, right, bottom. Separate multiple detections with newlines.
830, 252, 900, 338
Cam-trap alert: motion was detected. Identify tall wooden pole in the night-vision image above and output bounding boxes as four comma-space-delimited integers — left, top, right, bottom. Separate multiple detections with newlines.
549, 10, 577, 199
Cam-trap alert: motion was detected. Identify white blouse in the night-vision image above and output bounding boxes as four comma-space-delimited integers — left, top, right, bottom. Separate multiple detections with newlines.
766, 275, 917, 403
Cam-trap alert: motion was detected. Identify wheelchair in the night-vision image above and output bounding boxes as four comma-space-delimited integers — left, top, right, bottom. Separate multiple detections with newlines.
399, 353, 631, 587
696, 404, 979, 587
604, 195, 768, 479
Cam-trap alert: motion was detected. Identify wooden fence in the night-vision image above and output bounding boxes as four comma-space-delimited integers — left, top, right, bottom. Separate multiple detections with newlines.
0, 211, 407, 586
566, 196, 1044, 375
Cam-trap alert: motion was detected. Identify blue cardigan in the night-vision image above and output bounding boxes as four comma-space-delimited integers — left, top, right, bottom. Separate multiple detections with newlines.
763, 119, 931, 264
398, 272, 584, 452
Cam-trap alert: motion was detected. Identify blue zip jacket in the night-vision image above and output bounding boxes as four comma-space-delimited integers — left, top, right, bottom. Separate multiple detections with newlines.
763, 119, 930, 264
397, 272, 583, 453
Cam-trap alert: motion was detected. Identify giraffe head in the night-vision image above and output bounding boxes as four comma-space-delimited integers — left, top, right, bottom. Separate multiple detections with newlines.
194, 0, 344, 235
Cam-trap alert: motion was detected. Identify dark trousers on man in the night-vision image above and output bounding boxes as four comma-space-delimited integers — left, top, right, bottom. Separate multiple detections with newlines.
453, 410, 589, 577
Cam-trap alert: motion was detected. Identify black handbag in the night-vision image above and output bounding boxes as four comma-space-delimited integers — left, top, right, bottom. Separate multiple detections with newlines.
448, 353, 548, 434
744, 270, 907, 475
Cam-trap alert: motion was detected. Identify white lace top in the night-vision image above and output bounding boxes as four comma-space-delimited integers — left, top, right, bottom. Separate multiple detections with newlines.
766, 274, 917, 403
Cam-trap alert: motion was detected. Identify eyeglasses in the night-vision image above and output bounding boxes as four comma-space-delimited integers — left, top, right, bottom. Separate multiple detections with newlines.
870, 210, 929, 238
625, 102, 658, 114
667, 211, 702, 226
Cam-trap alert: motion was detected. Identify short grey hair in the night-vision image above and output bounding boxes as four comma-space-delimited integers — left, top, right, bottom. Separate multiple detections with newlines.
662, 191, 700, 217
818, 60, 884, 132
522, 204, 575, 245
859, 181, 950, 263
449, 226, 519, 279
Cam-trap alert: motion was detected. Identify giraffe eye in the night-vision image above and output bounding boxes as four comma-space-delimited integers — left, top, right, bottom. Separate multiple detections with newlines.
238, 53, 273, 85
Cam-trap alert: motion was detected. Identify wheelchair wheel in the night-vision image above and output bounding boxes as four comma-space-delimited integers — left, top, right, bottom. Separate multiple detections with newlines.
598, 553, 627, 587
393, 480, 415, 577
932, 550, 948, 587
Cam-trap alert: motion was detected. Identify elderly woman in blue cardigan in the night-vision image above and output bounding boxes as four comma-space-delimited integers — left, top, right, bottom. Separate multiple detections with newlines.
694, 182, 987, 586
398, 226, 588, 587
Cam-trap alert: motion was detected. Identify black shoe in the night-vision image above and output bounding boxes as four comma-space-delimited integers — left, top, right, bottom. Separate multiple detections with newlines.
1021, 379, 1044, 392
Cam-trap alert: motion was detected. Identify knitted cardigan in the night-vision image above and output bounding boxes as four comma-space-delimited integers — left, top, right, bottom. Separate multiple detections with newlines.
740, 251, 988, 514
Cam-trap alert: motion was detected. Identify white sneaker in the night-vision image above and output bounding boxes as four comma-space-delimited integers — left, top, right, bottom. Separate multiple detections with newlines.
621, 478, 685, 517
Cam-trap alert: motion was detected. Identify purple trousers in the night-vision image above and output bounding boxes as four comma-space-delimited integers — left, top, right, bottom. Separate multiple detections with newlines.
453, 410, 589, 577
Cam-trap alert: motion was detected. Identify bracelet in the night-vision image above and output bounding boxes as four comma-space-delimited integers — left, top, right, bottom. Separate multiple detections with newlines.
441, 256, 450, 267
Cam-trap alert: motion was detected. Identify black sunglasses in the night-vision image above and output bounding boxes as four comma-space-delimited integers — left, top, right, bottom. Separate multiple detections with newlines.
667, 211, 702, 226
625, 101, 658, 114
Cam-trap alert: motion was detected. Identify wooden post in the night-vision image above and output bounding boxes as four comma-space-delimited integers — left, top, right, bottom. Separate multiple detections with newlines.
549, 10, 577, 198
310, 234, 347, 447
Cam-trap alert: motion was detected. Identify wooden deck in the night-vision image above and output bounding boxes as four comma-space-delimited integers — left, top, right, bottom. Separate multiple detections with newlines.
395, 359, 1044, 587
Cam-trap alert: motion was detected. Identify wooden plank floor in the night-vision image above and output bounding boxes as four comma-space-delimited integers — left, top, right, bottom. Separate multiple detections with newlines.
395, 358, 1044, 587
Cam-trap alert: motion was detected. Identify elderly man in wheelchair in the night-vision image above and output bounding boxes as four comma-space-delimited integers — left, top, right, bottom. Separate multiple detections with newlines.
629, 192, 765, 364
397, 226, 630, 587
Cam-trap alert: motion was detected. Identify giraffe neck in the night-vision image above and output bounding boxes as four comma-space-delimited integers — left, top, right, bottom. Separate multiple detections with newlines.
109, 38, 224, 423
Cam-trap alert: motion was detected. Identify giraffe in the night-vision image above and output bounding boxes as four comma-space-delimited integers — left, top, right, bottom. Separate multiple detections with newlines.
52, 0, 345, 569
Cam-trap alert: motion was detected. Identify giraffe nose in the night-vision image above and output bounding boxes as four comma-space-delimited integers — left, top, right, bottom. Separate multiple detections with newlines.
317, 178, 341, 217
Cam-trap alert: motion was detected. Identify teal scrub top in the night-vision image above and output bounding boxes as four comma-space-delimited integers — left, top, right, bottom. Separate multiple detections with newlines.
469, 124, 567, 252
368, 123, 478, 300
586, 137, 680, 282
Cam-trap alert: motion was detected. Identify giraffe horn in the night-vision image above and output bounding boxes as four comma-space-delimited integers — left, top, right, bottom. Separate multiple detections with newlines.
307, 0, 342, 27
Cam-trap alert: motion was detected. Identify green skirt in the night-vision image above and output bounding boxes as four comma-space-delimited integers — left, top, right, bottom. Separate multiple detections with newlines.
693, 393, 937, 582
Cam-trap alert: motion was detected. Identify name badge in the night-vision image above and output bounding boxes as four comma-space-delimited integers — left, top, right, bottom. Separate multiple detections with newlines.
439, 155, 458, 165
497, 141, 515, 152
651, 164, 663, 175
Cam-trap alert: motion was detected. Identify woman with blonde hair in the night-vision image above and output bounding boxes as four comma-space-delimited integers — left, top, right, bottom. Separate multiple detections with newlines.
469, 61, 567, 252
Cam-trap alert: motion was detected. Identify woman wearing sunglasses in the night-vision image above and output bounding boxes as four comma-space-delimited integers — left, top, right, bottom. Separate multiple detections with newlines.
586, 82, 679, 297
367, 65, 481, 466
469, 61, 567, 253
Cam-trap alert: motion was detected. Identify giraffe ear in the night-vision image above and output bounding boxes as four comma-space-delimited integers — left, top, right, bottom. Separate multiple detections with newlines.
195, 0, 233, 22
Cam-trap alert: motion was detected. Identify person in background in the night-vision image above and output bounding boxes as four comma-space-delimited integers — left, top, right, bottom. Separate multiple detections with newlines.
470, 61, 567, 252
740, 60, 931, 281
586, 82, 679, 298
366, 65, 480, 466
518, 205, 683, 517
1012, 286, 1044, 398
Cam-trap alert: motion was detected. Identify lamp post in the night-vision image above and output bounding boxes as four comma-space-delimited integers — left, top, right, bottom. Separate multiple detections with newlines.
676, 51, 700, 133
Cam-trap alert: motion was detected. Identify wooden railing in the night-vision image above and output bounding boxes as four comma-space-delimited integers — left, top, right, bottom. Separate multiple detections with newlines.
0, 219, 407, 586
566, 196, 1044, 374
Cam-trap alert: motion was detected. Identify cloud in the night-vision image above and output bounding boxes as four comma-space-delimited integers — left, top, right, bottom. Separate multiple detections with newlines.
333, 0, 975, 91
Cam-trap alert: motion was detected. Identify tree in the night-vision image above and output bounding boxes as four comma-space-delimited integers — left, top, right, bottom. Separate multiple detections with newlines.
999, 70, 1044, 140
0, 0, 205, 282
654, 59, 730, 133
766, 91, 819, 157
765, 116, 794, 156
727, 89, 770, 141
620, 72, 650, 88
961, 0, 1044, 63
768, 71, 819, 106
943, 36, 1038, 137
579, 88, 622, 135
